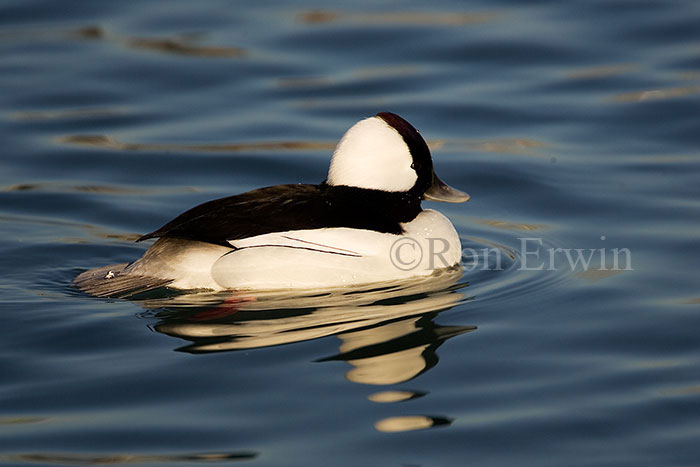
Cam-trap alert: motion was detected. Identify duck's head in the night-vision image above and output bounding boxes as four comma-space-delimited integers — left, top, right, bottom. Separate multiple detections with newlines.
327, 112, 470, 203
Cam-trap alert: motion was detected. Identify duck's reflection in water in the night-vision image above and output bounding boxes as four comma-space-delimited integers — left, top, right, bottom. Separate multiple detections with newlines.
138, 268, 475, 432
319, 313, 475, 385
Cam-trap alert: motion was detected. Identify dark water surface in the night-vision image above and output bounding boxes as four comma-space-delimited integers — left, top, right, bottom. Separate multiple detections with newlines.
2, 1, 700, 465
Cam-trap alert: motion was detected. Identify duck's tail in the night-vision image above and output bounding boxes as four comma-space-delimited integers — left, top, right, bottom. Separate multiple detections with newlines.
73, 263, 173, 298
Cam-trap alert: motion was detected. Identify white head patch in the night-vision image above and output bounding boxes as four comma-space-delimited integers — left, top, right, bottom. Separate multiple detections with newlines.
327, 116, 418, 192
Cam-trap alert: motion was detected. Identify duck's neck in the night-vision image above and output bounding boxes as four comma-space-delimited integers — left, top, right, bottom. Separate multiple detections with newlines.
320, 182, 423, 225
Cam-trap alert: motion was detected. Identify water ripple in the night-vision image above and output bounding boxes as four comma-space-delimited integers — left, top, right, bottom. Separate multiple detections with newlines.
5, 451, 257, 465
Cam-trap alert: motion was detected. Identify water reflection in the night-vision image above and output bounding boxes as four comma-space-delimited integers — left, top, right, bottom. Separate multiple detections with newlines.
374, 415, 452, 433
565, 63, 637, 79
1, 25, 245, 60
275, 65, 422, 88
442, 138, 549, 156
145, 269, 470, 353
318, 314, 475, 385
58, 134, 334, 153
126, 37, 244, 58
11, 107, 123, 121
368, 390, 426, 403
470, 217, 549, 232
608, 85, 700, 102
0, 182, 154, 195
6, 451, 257, 465
138, 270, 474, 433
297, 10, 496, 26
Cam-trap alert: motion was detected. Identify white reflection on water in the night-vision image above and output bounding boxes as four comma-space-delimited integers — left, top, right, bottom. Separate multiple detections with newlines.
144, 268, 471, 353
368, 390, 426, 403
132, 269, 475, 432
374, 415, 452, 433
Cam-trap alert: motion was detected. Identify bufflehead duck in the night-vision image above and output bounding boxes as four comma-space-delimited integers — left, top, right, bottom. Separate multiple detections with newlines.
75, 112, 469, 297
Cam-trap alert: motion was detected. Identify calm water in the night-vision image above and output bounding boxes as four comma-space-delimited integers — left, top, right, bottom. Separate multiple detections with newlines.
2, 0, 700, 465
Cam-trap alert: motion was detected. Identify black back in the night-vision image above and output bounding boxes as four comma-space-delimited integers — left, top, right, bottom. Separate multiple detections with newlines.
138, 183, 423, 247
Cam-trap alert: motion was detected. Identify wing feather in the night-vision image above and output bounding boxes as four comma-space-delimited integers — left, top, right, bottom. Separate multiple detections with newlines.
138, 183, 422, 247
138, 184, 325, 246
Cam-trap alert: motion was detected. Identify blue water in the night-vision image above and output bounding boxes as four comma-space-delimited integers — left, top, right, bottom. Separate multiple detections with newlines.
2, 0, 700, 465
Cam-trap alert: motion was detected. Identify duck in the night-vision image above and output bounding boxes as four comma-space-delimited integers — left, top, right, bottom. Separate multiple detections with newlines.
74, 112, 470, 297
